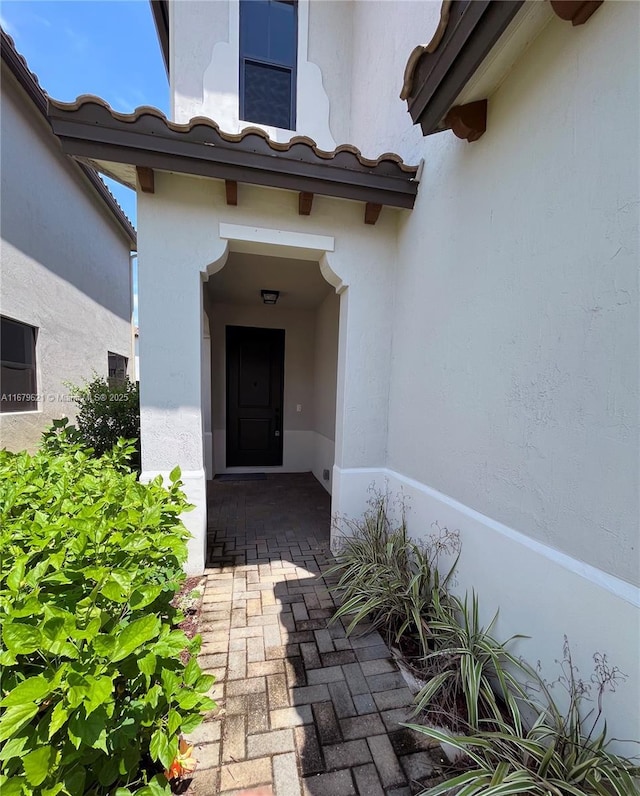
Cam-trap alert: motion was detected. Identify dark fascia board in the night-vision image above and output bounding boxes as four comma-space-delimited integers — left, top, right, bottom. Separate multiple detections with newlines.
150, 0, 170, 79
47, 99, 419, 209
406, 0, 525, 136
0, 30, 137, 248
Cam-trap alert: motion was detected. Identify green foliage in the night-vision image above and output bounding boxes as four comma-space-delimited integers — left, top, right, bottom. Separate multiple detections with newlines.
327, 490, 460, 658
408, 638, 640, 795
0, 432, 215, 795
68, 376, 140, 467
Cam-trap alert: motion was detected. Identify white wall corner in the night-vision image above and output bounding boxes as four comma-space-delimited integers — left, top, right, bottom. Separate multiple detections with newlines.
140, 468, 207, 575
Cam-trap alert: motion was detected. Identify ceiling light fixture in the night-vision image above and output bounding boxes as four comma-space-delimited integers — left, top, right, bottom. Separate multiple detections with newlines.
261, 289, 280, 305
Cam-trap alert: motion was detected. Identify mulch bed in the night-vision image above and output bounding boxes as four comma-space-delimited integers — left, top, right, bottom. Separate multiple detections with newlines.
172, 575, 207, 665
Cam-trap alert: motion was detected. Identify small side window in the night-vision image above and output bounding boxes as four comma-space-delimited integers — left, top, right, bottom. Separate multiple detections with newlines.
1, 316, 38, 412
108, 352, 128, 387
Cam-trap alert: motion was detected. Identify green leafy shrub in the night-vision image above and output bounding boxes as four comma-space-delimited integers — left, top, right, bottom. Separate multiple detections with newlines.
69, 376, 140, 468
327, 490, 460, 659
0, 432, 215, 795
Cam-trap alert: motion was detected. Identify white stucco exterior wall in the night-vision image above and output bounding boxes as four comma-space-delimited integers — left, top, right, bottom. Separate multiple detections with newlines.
312, 290, 339, 492
154, 0, 638, 744
0, 72, 133, 452
170, 0, 336, 149
331, 0, 639, 746
137, 174, 398, 572
343, 0, 639, 586
306, 0, 354, 145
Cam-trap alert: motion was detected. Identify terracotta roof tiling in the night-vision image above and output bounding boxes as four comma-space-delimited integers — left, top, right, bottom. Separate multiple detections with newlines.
0, 29, 137, 246
400, 0, 525, 137
400, 0, 453, 101
47, 95, 419, 176
47, 95, 420, 210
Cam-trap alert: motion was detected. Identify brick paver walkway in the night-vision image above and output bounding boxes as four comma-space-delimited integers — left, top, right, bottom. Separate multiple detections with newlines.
187, 473, 441, 796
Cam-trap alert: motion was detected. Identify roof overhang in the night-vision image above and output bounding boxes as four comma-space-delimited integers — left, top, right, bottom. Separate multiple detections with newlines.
46, 97, 420, 221
149, 0, 169, 79
402, 0, 526, 138
1, 30, 137, 248
401, 0, 603, 141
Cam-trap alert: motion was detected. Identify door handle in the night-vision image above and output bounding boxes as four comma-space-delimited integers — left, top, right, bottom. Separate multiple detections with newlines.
274, 408, 280, 437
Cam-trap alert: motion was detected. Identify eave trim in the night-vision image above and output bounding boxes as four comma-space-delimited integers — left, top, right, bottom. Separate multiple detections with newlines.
46, 97, 420, 210
150, 0, 170, 79
402, 0, 525, 136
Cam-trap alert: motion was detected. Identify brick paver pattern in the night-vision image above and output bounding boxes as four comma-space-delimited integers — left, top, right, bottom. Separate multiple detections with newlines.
188, 473, 441, 796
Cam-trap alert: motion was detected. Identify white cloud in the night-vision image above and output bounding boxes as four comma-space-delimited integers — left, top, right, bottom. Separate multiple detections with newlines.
30, 13, 51, 28
0, 14, 18, 39
63, 25, 89, 54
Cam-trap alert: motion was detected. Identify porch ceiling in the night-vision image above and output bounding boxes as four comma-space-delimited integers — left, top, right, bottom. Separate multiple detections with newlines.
207, 252, 332, 310
46, 97, 420, 217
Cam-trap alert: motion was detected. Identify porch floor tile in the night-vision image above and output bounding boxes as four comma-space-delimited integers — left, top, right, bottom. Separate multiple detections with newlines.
187, 473, 442, 796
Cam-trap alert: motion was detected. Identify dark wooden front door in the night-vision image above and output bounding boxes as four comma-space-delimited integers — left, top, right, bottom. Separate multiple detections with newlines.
226, 325, 285, 467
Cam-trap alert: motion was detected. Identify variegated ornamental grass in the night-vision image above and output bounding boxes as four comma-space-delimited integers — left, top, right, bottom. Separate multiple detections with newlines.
328, 490, 460, 660
0, 430, 215, 795
327, 490, 639, 795
409, 631, 640, 795
408, 715, 639, 796
413, 591, 532, 735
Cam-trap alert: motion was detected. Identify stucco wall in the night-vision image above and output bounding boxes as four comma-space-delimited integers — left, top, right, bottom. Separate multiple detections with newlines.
171, 0, 337, 149
147, 0, 638, 741
312, 290, 339, 491
137, 172, 398, 571
349, 0, 438, 161
333, 0, 639, 746
306, 0, 353, 145
170, 0, 229, 123
0, 72, 133, 452
346, 1, 640, 587
313, 291, 339, 441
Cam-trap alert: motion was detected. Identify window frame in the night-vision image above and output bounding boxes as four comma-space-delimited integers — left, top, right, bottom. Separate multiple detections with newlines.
108, 351, 128, 387
239, 0, 298, 131
0, 316, 38, 413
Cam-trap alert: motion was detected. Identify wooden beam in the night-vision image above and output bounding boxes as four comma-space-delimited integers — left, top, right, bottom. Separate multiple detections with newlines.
298, 191, 314, 216
549, 0, 603, 25
225, 180, 238, 206
136, 166, 155, 193
444, 99, 487, 142
364, 203, 382, 225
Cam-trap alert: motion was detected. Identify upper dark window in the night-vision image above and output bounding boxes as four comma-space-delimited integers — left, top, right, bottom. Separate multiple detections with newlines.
1, 316, 37, 412
240, 0, 297, 130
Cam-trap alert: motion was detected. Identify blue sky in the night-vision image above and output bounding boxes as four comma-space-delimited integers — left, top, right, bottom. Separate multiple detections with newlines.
0, 0, 168, 227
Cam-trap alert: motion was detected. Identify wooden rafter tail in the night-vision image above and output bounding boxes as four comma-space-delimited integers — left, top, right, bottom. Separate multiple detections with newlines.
136, 166, 155, 193
225, 180, 238, 206
298, 191, 314, 216
444, 100, 487, 143
364, 203, 382, 225
549, 0, 604, 25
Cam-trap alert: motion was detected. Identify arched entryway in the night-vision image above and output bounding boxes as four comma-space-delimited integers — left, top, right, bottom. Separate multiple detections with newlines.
200, 225, 345, 561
